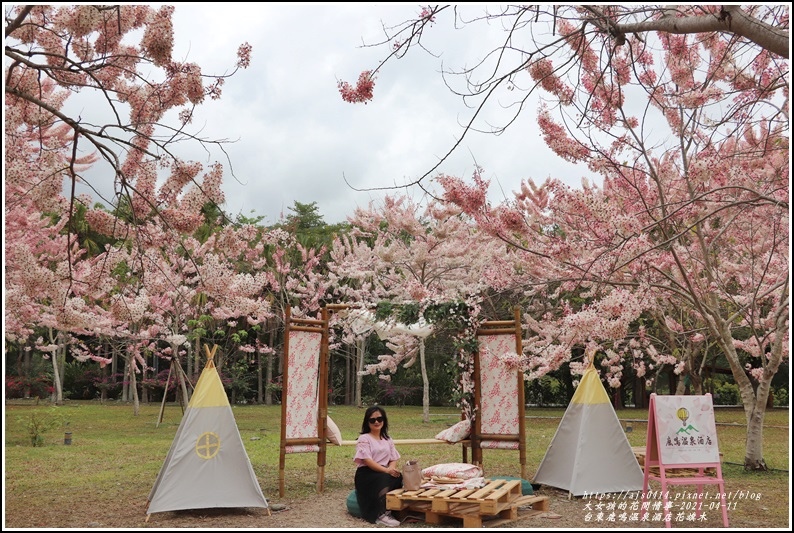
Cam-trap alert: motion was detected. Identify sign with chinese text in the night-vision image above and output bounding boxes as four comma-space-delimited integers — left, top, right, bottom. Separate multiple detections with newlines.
647, 393, 720, 466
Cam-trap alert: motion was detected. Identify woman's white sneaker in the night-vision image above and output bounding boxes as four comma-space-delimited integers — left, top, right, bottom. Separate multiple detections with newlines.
376, 512, 400, 527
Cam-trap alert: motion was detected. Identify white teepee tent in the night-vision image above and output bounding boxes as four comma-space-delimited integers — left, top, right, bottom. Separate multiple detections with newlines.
147, 345, 268, 516
532, 365, 644, 496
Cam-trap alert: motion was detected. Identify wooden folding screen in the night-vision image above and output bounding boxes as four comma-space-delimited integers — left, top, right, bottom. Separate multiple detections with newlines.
468, 307, 527, 479
278, 306, 329, 497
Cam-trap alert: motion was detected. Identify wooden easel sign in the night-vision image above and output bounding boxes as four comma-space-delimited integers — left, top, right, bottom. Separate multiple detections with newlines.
643, 393, 729, 527
648, 393, 720, 466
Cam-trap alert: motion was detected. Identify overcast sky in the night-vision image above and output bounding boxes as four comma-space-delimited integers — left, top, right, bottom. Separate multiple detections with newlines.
95, 4, 592, 225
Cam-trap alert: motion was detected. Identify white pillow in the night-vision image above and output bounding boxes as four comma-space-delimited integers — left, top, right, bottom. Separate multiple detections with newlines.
421, 462, 483, 480
326, 416, 342, 445
434, 419, 471, 443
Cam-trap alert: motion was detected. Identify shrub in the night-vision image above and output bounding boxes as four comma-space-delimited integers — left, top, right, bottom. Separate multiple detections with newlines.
376, 379, 421, 406
526, 375, 566, 406
427, 362, 457, 407
63, 361, 101, 400
773, 387, 788, 407
5, 375, 53, 400
711, 380, 741, 405
265, 378, 282, 403
93, 372, 124, 400
222, 358, 256, 403
62, 362, 125, 400
17, 408, 64, 447
140, 368, 188, 402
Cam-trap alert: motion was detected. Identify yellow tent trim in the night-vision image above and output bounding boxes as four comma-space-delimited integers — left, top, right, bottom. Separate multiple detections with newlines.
570, 366, 610, 405
187, 345, 229, 408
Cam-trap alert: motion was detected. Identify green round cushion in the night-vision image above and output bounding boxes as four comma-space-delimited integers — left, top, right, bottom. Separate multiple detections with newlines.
491, 476, 533, 495
346, 489, 362, 517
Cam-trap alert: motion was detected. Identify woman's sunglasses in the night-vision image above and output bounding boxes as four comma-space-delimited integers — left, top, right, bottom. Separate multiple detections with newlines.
368, 416, 384, 424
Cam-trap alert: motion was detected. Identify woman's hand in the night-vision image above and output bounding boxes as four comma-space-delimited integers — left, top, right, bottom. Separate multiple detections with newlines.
385, 466, 400, 477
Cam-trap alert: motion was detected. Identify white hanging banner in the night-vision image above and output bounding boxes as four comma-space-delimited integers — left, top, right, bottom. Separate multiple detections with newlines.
374, 318, 433, 340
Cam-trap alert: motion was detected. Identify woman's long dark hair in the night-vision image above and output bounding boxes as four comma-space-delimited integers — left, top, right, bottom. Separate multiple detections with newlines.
359, 405, 391, 439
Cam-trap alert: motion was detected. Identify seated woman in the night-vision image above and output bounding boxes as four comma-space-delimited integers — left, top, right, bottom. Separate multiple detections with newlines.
353, 405, 403, 527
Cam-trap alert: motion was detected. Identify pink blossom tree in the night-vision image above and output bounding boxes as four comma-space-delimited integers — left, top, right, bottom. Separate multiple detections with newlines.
341, 3, 787, 470
433, 27, 787, 469
5, 4, 255, 408
95, 214, 283, 413
326, 194, 505, 420
4, 190, 114, 404
189, 222, 284, 404
239, 218, 336, 404
5, 106, 115, 402
5, 4, 251, 271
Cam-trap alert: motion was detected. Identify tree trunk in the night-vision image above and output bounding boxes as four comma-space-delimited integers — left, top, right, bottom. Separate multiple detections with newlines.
345, 344, 352, 405
57, 335, 66, 401
22, 348, 31, 398
141, 350, 150, 405
328, 344, 334, 406
128, 356, 140, 416
216, 347, 225, 372
100, 355, 108, 404
185, 342, 192, 380
675, 373, 687, 395
712, 317, 782, 471
48, 328, 64, 405
176, 357, 190, 407
194, 335, 201, 380
690, 372, 703, 395
257, 348, 264, 404
420, 339, 430, 423
667, 368, 678, 395
674, 344, 705, 396
255, 328, 263, 404
51, 345, 63, 405
141, 368, 149, 404
744, 394, 768, 471
355, 338, 364, 408
265, 323, 275, 405
121, 351, 129, 402
111, 344, 117, 383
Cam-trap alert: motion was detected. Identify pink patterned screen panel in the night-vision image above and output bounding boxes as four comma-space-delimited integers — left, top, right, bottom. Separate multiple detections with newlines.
479, 334, 520, 450
284, 330, 321, 454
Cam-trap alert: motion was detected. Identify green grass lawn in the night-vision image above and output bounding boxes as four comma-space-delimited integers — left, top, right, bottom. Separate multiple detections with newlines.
4, 401, 790, 527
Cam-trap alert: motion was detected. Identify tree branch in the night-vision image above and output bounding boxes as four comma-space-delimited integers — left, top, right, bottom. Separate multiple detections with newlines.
610, 6, 789, 59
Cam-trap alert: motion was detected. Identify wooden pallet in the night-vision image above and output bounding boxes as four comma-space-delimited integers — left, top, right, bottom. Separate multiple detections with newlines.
387, 479, 550, 528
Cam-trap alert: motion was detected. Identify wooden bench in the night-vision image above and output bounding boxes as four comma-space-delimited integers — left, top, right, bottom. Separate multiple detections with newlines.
340, 438, 470, 446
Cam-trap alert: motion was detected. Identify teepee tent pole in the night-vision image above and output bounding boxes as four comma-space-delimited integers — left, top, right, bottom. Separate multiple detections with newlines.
155, 360, 174, 428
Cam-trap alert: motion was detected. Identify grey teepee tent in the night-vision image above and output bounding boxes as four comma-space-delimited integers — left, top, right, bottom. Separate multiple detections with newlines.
532, 364, 644, 496
147, 345, 268, 516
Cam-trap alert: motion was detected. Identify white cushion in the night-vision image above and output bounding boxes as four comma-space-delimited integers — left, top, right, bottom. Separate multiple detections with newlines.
421, 462, 483, 480
326, 416, 342, 445
434, 419, 471, 443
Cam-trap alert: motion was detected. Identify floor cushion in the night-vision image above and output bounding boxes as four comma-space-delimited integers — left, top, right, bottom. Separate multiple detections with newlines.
346, 489, 361, 517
